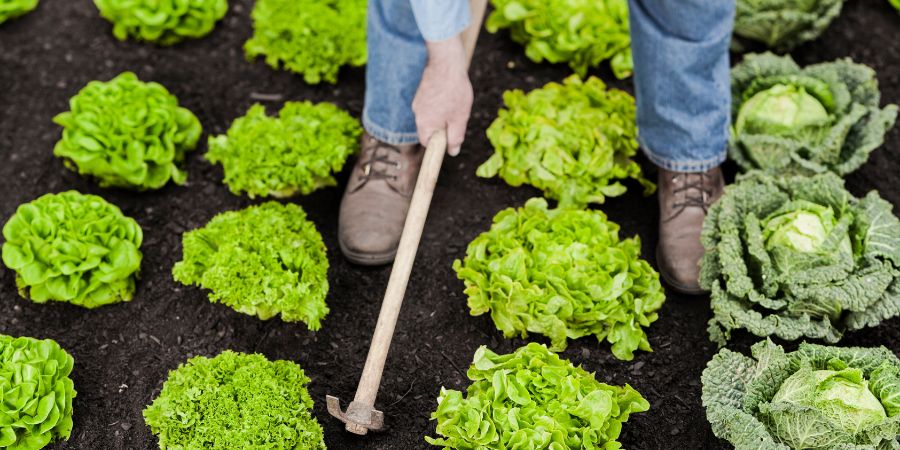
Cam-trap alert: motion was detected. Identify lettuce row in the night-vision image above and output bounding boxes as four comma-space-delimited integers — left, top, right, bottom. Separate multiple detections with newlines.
893, 0, 900, 13
143, 351, 325, 449
478, 76, 653, 208
2, 191, 143, 308
207, 102, 361, 198
244, 0, 366, 84
93, 0, 227, 45
486, 0, 632, 79
702, 339, 900, 449
454, 198, 665, 360
53, 72, 202, 190
0, 334, 76, 450
427, 343, 649, 449
0, 0, 38, 25
700, 172, 900, 346
733, 0, 843, 52
172, 202, 329, 330
731, 53, 897, 176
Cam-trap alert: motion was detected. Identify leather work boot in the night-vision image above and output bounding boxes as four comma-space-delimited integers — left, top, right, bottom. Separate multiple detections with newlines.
338, 134, 424, 265
656, 166, 725, 294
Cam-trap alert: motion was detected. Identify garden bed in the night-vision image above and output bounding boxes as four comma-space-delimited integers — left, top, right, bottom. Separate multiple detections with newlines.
0, 0, 898, 448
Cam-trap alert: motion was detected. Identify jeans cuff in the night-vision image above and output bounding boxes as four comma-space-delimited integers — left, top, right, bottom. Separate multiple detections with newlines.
641, 139, 727, 173
362, 112, 420, 145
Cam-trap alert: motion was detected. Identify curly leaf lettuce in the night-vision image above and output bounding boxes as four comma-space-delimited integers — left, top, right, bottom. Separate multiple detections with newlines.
94, 0, 227, 45
53, 72, 202, 190
2, 191, 143, 308
0, 0, 38, 24
244, 0, 366, 84
733, 0, 843, 52
454, 198, 665, 360
143, 351, 325, 449
700, 172, 900, 345
731, 53, 897, 175
207, 102, 361, 198
479, 75, 654, 208
0, 334, 76, 450
702, 339, 900, 449
427, 343, 649, 449
172, 202, 329, 330
486, 0, 632, 79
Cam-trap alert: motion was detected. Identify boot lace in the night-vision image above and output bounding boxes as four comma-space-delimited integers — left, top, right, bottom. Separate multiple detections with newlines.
355, 143, 401, 189
669, 172, 715, 219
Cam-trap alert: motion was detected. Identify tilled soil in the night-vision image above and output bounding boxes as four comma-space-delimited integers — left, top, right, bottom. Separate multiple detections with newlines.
0, 1, 898, 449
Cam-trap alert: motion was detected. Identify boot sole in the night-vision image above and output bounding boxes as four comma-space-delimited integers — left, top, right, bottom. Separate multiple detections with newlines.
339, 240, 397, 266
655, 246, 707, 296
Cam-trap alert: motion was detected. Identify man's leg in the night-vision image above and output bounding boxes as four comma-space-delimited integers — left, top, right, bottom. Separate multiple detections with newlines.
629, 0, 735, 293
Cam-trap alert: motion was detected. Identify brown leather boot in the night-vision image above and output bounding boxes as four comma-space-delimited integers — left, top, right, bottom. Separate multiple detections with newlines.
338, 134, 424, 265
656, 166, 724, 294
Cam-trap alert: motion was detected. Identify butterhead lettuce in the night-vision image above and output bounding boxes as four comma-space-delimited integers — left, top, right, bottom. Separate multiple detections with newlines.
94, 0, 228, 45
0, 0, 38, 24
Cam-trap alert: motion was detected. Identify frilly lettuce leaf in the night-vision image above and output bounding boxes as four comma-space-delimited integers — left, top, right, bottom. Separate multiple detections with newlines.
93, 0, 228, 45
427, 343, 649, 449
733, 0, 843, 52
143, 351, 325, 449
244, 0, 366, 84
206, 101, 361, 198
479, 75, 654, 208
53, 72, 202, 190
453, 197, 665, 360
172, 201, 329, 330
0, 0, 38, 24
0, 335, 77, 450
486, 0, 632, 79
2, 191, 143, 308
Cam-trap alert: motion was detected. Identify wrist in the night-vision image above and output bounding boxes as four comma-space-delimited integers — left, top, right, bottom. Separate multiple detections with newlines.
425, 35, 467, 70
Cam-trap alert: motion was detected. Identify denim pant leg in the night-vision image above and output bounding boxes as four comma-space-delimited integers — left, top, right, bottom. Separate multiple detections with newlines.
363, 0, 427, 145
629, 0, 735, 172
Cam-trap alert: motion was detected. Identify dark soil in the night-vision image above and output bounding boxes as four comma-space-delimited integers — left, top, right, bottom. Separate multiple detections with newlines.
1, 1, 898, 449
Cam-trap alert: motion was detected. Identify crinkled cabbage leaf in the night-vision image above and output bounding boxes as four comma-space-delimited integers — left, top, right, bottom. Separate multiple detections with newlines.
94, 0, 227, 45
733, 0, 843, 52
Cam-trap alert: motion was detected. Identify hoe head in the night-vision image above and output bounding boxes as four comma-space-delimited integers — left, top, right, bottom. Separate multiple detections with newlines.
325, 395, 385, 435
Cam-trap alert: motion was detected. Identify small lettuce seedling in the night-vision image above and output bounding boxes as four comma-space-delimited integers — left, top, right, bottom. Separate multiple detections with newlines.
244, 0, 366, 84
2, 191, 143, 308
427, 343, 649, 448
144, 351, 325, 449
53, 72, 202, 190
454, 198, 665, 360
0, 0, 38, 24
479, 75, 654, 208
0, 334, 77, 450
94, 0, 228, 45
173, 202, 329, 330
207, 101, 361, 198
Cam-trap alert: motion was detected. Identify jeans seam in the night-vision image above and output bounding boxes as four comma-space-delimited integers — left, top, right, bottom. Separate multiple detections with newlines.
640, 137, 727, 172
362, 111, 420, 145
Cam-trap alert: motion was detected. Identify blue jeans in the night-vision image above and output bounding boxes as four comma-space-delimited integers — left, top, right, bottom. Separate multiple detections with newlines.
365, 0, 734, 172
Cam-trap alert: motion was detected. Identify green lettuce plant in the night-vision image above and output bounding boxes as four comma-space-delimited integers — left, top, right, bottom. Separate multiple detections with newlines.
486, 0, 632, 79
733, 0, 843, 52
731, 53, 897, 175
143, 351, 325, 449
2, 191, 143, 308
53, 72, 203, 190
893, 0, 900, 12
700, 172, 900, 346
0, 334, 76, 450
244, 0, 366, 84
427, 343, 649, 448
172, 202, 329, 330
702, 339, 900, 449
207, 102, 361, 198
478, 75, 653, 208
94, 0, 227, 45
0, 0, 38, 24
454, 198, 665, 360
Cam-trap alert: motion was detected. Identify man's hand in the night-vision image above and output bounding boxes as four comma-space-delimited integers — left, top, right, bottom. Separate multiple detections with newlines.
412, 35, 473, 156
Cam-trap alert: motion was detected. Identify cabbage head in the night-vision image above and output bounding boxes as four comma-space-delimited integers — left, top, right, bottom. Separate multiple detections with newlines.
2, 191, 143, 308
733, 0, 843, 52
702, 339, 900, 449
53, 72, 202, 190
731, 53, 897, 175
0, 335, 77, 450
700, 171, 900, 346
427, 343, 649, 449
94, 0, 227, 45
0, 0, 38, 24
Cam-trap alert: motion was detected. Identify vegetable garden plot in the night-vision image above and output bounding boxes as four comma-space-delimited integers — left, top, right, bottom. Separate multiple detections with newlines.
0, 0, 898, 449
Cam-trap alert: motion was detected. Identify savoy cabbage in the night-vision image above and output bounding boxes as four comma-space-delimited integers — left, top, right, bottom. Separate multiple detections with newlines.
733, 0, 843, 52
